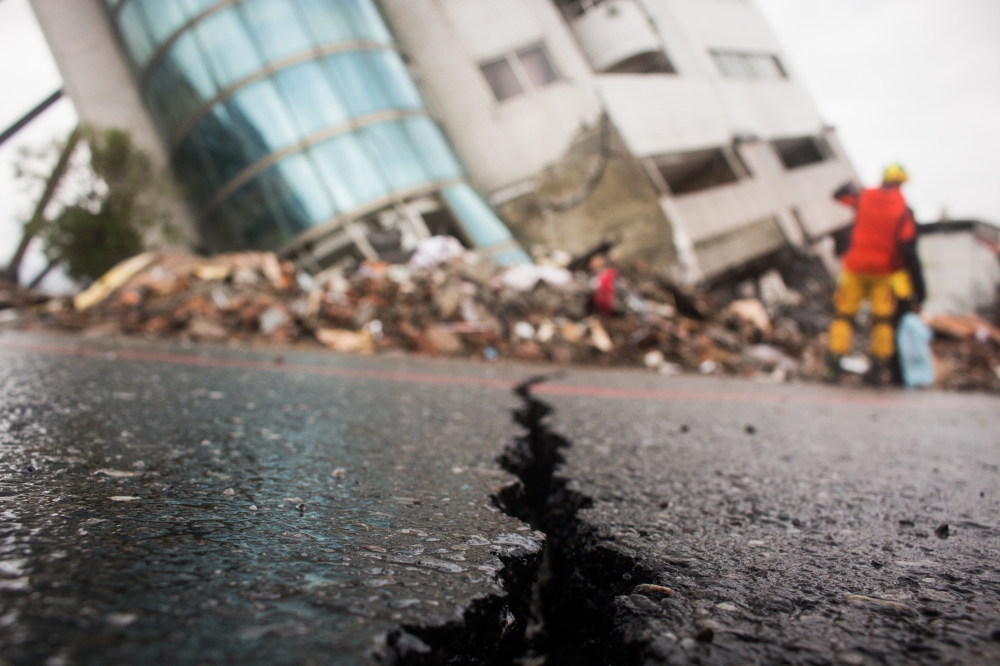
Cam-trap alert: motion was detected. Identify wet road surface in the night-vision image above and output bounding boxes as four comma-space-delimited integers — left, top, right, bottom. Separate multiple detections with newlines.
1, 334, 999, 665
509, 376, 1000, 665
0, 336, 541, 665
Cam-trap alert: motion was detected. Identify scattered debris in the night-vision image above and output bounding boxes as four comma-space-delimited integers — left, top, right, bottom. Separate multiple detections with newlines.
844, 594, 918, 618
6, 243, 998, 392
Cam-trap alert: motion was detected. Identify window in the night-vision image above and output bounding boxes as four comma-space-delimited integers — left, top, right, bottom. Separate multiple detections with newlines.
481, 59, 524, 102
240, 0, 313, 62
195, 8, 263, 87
607, 51, 675, 75
772, 136, 832, 169
274, 61, 350, 137
711, 51, 787, 80
517, 46, 558, 88
555, 0, 609, 20
480, 44, 559, 102
653, 148, 741, 195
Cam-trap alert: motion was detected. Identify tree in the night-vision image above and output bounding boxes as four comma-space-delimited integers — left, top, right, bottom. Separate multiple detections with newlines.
0, 127, 81, 285
4, 126, 179, 287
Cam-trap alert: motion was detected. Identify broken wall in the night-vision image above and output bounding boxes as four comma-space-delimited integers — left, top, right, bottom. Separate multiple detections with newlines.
496, 119, 680, 276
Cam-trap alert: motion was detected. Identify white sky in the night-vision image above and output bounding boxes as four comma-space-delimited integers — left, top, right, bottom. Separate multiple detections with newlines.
755, 0, 1000, 224
1, 0, 999, 286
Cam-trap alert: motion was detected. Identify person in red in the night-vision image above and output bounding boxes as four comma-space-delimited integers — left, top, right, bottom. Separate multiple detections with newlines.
825, 164, 925, 385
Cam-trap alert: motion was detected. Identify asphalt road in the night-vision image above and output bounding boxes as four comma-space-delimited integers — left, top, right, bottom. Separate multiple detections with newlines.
0, 334, 998, 665
519, 367, 1000, 665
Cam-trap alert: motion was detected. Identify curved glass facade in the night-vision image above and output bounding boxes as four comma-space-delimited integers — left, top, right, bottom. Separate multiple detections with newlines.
102, 0, 525, 261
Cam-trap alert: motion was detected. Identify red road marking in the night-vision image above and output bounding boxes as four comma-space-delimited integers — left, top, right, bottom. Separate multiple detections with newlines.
0, 340, 987, 410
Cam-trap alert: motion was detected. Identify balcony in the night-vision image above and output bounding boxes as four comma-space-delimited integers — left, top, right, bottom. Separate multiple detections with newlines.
561, 0, 673, 74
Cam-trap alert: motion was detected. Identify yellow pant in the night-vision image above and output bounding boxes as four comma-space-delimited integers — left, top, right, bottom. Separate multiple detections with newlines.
828, 271, 899, 360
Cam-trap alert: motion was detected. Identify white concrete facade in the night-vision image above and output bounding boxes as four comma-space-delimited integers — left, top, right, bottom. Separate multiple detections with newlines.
29, 0, 855, 277
379, 0, 857, 279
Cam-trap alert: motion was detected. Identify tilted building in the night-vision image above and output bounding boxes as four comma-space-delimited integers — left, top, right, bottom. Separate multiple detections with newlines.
29, 0, 856, 281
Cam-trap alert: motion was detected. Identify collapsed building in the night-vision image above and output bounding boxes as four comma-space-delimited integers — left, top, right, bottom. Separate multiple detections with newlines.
29, 0, 856, 282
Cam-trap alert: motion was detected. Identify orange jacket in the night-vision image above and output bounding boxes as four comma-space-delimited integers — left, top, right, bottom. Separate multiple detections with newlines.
837, 186, 916, 275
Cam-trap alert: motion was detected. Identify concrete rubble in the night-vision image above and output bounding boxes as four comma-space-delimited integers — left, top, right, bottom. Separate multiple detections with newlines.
2, 237, 998, 393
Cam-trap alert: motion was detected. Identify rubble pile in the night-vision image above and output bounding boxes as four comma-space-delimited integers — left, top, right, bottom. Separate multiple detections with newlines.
5, 239, 999, 392
926, 314, 1000, 392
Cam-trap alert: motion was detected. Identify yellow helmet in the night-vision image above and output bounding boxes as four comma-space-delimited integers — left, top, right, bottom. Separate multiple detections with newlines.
883, 163, 909, 184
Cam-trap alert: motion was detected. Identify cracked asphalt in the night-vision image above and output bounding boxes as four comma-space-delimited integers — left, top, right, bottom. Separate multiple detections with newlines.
533, 375, 1000, 665
1, 334, 999, 665
0, 335, 541, 665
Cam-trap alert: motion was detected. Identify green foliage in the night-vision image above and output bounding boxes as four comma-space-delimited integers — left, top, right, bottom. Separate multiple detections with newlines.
24, 126, 180, 284
47, 206, 143, 280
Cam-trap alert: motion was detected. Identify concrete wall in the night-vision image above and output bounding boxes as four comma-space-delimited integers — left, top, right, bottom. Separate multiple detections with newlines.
27, 0, 197, 247
496, 120, 679, 274
380, 0, 856, 281
379, 0, 603, 194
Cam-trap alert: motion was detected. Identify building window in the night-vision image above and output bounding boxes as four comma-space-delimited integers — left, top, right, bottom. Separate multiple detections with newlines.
652, 148, 741, 195
480, 44, 559, 102
711, 51, 787, 80
772, 136, 832, 169
607, 51, 675, 75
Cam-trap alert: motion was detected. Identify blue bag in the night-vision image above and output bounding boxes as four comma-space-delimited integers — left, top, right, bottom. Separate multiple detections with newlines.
897, 312, 935, 388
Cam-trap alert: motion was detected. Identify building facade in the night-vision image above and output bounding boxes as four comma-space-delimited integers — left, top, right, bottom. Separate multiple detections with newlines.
30, 0, 528, 269
380, 0, 858, 280
31, 0, 856, 281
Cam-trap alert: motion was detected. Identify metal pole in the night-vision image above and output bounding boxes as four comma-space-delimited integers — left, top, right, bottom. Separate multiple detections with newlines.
0, 89, 65, 147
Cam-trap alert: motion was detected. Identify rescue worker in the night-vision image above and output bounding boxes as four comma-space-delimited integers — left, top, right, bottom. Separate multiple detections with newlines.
825, 164, 925, 386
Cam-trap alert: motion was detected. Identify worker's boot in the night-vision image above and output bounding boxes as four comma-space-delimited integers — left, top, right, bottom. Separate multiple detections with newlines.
864, 359, 888, 388
822, 353, 842, 384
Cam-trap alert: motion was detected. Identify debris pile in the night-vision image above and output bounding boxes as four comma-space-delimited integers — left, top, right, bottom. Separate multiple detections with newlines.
5, 239, 999, 392
925, 314, 1000, 392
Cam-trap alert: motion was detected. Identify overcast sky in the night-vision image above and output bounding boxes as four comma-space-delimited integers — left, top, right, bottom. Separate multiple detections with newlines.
1, 0, 999, 284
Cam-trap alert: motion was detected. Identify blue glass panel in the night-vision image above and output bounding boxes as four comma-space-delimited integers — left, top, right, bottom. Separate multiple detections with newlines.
168, 32, 217, 101
225, 80, 299, 162
274, 62, 349, 136
359, 121, 428, 192
273, 153, 336, 225
403, 117, 463, 180
136, 0, 186, 45
194, 105, 254, 185
324, 51, 389, 117
203, 206, 244, 252
173, 132, 220, 207
264, 157, 334, 234
145, 69, 183, 138
339, 0, 392, 43
367, 51, 422, 110
195, 8, 262, 87
240, 0, 312, 62
145, 32, 217, 139
227, 177, 292, 249
441, 184, 528, 265
118, 2, 156, 66
310, 133, 388, 212
294, 0, 353, 45
178, 0, 217, 18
